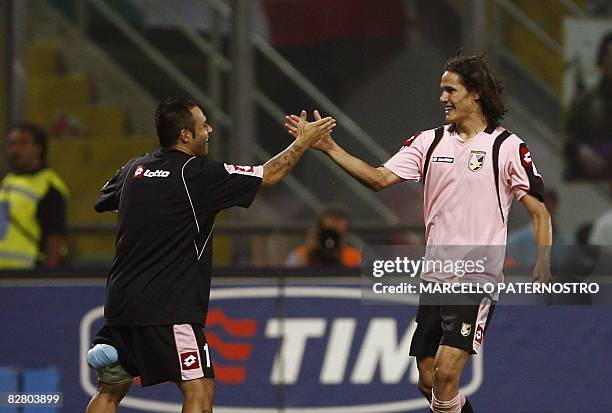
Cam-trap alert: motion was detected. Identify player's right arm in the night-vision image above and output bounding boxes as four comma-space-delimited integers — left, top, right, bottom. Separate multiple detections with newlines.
285, 110, 419, 191
261, 111, 336, 188
319, 139, 402, 191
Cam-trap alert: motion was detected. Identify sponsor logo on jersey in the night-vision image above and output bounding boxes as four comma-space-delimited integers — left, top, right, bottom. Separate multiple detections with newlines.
133, 165, 145, 178
519, 143, 541, 177
520, 145, 532, 167
468, 150, 486, 171
144, 169, 170, 177
134, 165, 170, 178
432, 156, 454, 163
461, 322, 472, 337
180, 351, 201, 370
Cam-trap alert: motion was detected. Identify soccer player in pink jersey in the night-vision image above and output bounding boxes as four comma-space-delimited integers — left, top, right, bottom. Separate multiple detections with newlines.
286, 55, 552, 413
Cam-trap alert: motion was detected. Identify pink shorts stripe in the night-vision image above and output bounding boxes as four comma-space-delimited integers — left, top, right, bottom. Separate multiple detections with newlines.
173, 324, 204, 380
472, 297, 491, 353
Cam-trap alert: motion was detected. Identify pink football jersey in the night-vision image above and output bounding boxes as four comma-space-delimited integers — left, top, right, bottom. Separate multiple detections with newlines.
384, 124, 544, 283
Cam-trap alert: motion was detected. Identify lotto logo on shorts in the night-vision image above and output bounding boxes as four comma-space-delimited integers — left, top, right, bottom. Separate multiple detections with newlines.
473, 324, 485, 350
180, 351, 201, 370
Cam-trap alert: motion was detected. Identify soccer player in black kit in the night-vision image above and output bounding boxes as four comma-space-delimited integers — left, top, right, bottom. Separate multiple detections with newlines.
84, 97, 335, 413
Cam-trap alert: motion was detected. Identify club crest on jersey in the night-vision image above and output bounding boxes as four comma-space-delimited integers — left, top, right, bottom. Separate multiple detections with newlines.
461, 323, 472, 337
468, 151, 486, 171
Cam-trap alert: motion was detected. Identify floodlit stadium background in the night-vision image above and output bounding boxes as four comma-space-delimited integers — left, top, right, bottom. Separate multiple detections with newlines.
1, 1, 611, 412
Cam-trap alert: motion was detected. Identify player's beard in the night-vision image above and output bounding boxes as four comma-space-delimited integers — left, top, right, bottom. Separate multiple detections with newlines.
201, 137, 209, 156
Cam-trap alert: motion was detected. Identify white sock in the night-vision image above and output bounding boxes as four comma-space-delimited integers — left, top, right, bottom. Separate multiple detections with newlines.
430, 390, 462, 413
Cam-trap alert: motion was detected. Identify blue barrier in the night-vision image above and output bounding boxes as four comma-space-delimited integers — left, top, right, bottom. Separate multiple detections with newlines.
22, 368, 59, 413
0, 368, 18, 413
0, 279, 610, 413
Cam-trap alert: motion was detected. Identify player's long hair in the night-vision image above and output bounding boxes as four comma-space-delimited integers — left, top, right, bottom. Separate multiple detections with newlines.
155, 96, 198, 147
444, 53, 507, 127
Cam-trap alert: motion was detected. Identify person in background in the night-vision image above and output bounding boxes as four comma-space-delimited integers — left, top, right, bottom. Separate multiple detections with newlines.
587, 183, 612, 282
0, 123, 68, 269
589, 184, 612, 245
286, 205, 361, 268
565, 31, 612, 180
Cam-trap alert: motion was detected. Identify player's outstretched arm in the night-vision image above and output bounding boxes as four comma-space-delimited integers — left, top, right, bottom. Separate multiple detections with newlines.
520, 193, 553, 283
261, 111, 336, 188
285, 110, 401, 191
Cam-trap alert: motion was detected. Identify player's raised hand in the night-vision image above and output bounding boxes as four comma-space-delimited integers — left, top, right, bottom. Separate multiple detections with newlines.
289, 110, 336, 148
285, 110, 336, 152
285, 112, 301, 138
310, 110, 335, 152
294, 110, 307, 140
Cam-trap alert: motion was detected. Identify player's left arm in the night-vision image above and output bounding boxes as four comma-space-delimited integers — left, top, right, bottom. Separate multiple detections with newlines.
520, 194, 552, 283
43, 234, 65, 267
95, 157, 141, 213
37, 187, 67, 268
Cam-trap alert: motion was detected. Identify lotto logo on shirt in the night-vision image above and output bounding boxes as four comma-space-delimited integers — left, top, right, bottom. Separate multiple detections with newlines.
134, 165, 145, 178
180, 351, 201, 370
133, 165, 170, 178
519, 143, 542, 177
520, 145, 532, 167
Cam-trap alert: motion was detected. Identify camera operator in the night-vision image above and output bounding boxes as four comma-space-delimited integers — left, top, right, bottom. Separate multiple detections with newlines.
286, 206, 361, 268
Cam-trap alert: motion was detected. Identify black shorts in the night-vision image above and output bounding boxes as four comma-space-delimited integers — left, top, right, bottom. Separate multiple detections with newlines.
93, 323, 215, 387
409, 287, 496, 358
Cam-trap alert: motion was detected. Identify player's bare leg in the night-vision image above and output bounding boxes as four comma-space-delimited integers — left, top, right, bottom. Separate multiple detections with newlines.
433, 345, 468, 398
430, 345, 471, 413
178, 378, 215, 413
85, 381, 132, 413
416, 356, 435, 401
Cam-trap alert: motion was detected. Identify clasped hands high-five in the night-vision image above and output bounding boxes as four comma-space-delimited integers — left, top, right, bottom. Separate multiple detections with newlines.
286, 110, 335, 152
